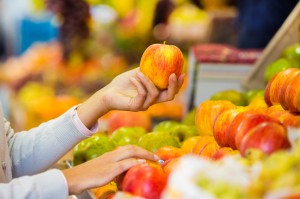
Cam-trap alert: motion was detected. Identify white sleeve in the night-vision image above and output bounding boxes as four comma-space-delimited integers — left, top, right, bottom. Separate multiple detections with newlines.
0, 169, 68, 199
6, 107, 86, 177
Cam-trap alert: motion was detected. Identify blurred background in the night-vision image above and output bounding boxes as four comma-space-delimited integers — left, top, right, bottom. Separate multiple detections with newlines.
0, 0, 298, 131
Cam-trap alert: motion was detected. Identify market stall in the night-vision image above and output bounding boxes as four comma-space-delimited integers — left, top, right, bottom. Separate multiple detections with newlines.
0, 1, 300, 199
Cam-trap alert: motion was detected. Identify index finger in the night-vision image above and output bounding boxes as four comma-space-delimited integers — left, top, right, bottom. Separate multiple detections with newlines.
109, 145, 160, 162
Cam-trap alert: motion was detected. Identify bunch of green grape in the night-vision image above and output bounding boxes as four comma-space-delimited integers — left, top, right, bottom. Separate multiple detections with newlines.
249, 142, 300, 198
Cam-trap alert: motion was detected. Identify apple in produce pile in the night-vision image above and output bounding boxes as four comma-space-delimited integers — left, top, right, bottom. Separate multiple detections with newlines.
106, 110, 152, 134
212, 147, 240, 160
243, 89, 265, 105
263, 58, 294, 84
213, 106, 248, 147
122, 162, 168, 199
281, 43, 300, 68
153, 120, 198, 142
137, 131, 180, 153
195, 100, 236, 136
73, 134, 116, 166
264, 68, 300, 107
140, 42, 184, 89
191, 135, 217, 155
230, 112, 280, 150
240, 122, 291, 156
210, 89, 247, 106
180, 136, 202, 153
110, 127, 147, 146
155, 145, 186, 161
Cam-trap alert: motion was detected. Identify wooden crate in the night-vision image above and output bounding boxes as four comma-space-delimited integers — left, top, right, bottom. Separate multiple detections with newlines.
241, 2, 300, 90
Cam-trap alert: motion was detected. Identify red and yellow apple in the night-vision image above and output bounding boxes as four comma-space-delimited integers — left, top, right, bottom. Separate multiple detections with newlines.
106, 110, 152, 134
195, 100, 236, 136
122, 162, 167, 199
212, 147, 240, 160
240, 122, 291, 156
213, 107, 248, 147
198, 141, 220, 158
284, 72, 300, 112
230, 112, 280, 150
192, 135, 216, 154
155, 145, 186, 161
180, 136, 202, 153
140, 42, 184, 89
264, 68, 300, 107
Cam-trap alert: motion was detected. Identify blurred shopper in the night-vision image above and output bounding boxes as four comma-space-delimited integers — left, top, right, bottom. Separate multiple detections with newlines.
192, 0, 298, 49
235, 0, 298, 49
0, 68, 184, 198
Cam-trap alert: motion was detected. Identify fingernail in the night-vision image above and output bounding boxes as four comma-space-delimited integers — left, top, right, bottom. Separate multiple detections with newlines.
137, 159, 146, 164
158, 159, 165, 165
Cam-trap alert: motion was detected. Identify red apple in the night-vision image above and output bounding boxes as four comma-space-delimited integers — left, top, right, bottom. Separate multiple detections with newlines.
231, 112, 280, 150
195, 100, 236, 136
284, 72, 300, 112
265, 68, 300, 107
227, 110, 262, 149
213, 107, 248, 147
122, 162, 167, 199
264, 74, 278, 107
155, 146, 186, 161
192, 135, 216, 155
198, 141, 220, 158
278, 69, 300, 108
106, 110, 152, 134
140, 42, 184, 89
212, 147, 240, 160
240, 122, 291, 156
161, 158, 180, 178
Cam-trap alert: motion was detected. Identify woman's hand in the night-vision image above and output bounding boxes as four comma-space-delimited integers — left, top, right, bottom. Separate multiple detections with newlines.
62, 145, 160, 195
77, 67, 184, 129
101, 68, 184, 112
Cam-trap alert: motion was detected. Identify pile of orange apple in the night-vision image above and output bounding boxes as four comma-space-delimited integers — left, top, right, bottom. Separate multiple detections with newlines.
265, 68, 300, 113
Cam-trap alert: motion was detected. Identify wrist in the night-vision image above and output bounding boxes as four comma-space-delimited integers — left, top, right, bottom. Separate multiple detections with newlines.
77, 90, 110, 129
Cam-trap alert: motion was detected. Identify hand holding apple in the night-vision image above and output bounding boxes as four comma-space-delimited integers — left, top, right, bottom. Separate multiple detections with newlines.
140, 42, 184, 89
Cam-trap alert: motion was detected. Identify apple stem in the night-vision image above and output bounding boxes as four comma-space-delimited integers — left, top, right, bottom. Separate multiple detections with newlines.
163, 41, 166, 45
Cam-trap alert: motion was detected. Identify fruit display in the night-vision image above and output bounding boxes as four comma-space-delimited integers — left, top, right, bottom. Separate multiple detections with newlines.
2, 2, 300, 198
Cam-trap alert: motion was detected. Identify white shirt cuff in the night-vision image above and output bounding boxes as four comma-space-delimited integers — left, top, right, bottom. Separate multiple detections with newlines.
70, 105, 99, 137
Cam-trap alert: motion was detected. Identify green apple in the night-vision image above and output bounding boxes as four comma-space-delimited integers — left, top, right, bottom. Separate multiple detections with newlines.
243, 89, 265, 105
182, 107, 197, 126
281, 43, 300, 68
169, 124, 198, 142
137, 131, 180, 152
153, 120, 181, 132
110, 127, 147, 146
210, 89, 247, 106
264, 58, 294, 83
153, 120, 197, 142
73, 134, 116, 165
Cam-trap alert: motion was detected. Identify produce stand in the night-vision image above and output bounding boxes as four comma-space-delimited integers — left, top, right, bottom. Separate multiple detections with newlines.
185, 43, 261, 112
1, 1, 300, 199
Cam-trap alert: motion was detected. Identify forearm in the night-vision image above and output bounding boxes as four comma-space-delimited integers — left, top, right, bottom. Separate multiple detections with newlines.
8, 108, 86, 177
0, 169, 68, 199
